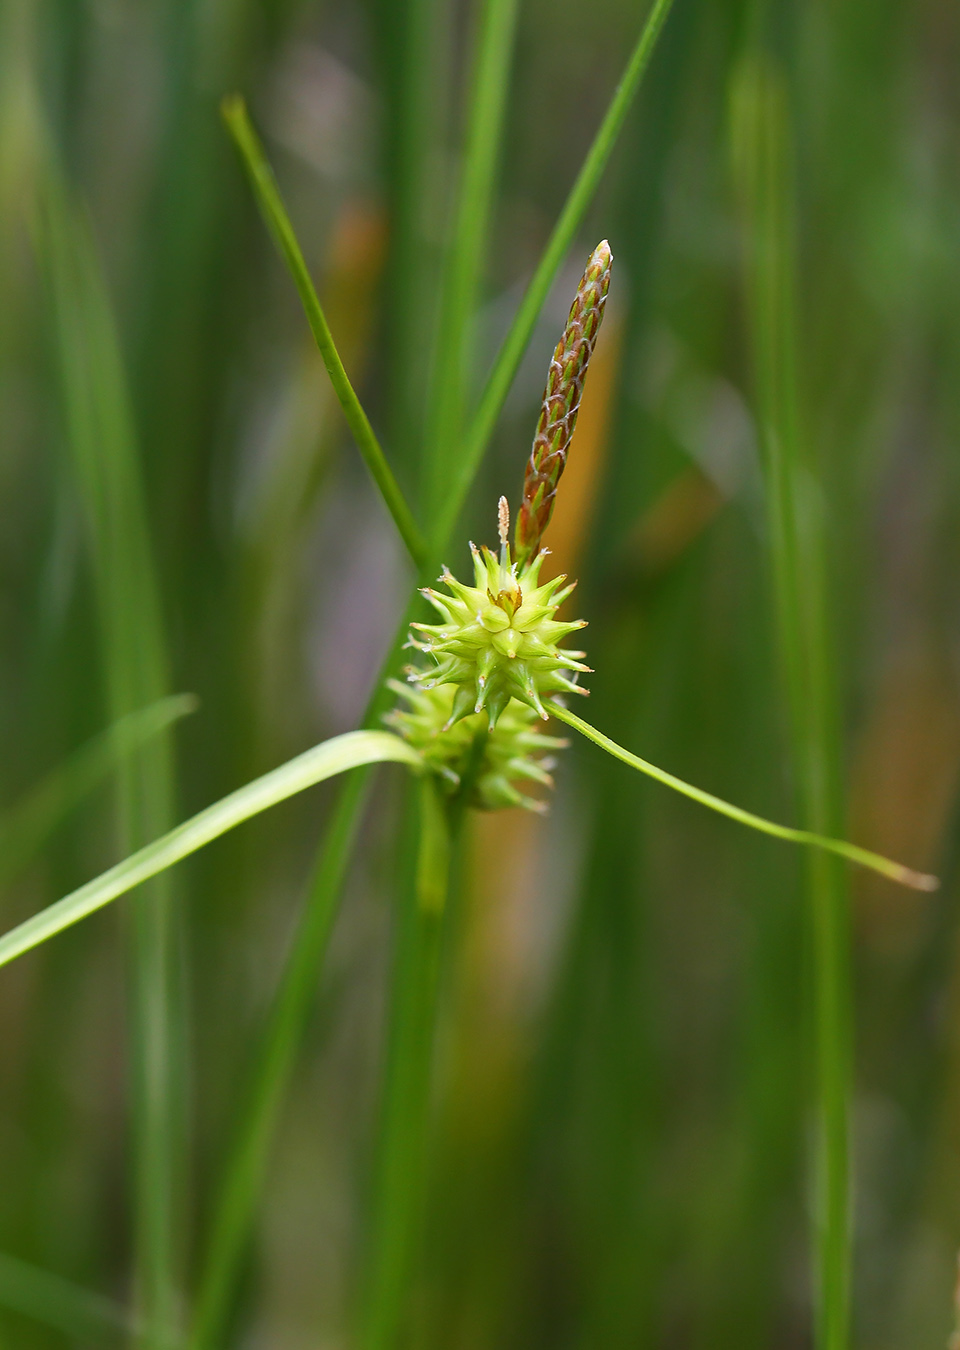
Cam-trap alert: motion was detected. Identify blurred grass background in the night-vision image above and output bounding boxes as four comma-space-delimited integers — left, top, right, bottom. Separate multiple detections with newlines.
0, 0, 958, 1346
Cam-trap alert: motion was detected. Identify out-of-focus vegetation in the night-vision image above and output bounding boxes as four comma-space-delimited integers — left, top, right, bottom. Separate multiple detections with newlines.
0, 0, 958, 1346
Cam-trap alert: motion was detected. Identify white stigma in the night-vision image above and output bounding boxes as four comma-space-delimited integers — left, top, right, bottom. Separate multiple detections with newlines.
497, 497, 516, 585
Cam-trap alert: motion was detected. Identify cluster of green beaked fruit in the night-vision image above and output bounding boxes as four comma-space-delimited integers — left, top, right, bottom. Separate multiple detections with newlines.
387, 242, 613, 811
386, 499, 583, 812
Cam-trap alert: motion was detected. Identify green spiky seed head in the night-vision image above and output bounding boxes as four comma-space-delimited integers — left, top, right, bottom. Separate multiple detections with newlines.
405, 499, 590, 729
384, 680, 568, 813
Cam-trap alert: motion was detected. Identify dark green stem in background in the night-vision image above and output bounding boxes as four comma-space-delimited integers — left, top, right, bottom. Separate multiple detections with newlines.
0, 1252, 137, 1342
423, 0, 520, 515
361, 778, 454, 1350
433, 0, 676, 549
0, 696, 197, 895
381, 0, 449, 479
37, 167, 184, 1350
188, 774, 370, 1350
731, 53, 852, 1350
222, 96, 428, 570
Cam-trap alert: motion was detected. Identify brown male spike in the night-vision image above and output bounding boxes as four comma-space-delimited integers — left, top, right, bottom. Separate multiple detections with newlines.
514, 240, 613, 567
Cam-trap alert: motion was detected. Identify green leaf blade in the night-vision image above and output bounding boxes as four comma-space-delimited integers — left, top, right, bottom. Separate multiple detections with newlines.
0, 731, 422, 972
36, 162, 186, 1344
553, 704, 938, 892
0, 1251, 135, 1342
0, 695, 198, 891
221, 95, 428, 569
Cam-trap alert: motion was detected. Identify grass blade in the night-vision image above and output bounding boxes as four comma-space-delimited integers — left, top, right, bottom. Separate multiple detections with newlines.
36, 163, 184, 1349
0, 1252, 136, 1343
731, 53, 857, 1350
221, 95, 428, 569
553, 704, 938, 892
433, 0, 676, 548
377, 0, 449, 477
0, 696, 197, 892
423, 0, 521, 514
0, 731, 420, 972
188, 770, 370, 1350
361, 777, 454, 1350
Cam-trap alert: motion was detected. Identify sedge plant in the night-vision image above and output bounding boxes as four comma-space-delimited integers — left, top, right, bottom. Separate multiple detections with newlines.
2, 7, 939, 1343
0, 236, 933, 970
0, 232, 936, 1348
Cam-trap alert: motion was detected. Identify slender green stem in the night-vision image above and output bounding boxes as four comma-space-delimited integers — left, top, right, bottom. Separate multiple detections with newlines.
36, 169, 184, 1350
809, 847, 850, 1350
423, 0, 520, 514
433, 0, 676, 548
0, 731, 422, 971
553, 704, 938, 892
381, 0, 448, 474
361, 777, 454, 1350
730, 53, 853, 1350
187, 770, 369, 1350
221, 96, 428, 569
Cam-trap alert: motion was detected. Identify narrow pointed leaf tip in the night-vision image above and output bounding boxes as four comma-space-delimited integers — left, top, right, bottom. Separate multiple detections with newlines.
0, 730, 422, 971
514, 240, 613, 566
552, 703, 939, 893
221, 95, 428, 569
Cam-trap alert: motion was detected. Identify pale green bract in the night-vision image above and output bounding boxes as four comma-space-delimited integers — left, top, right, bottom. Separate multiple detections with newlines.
551, 704, 939, 893
0, 730, 422, 970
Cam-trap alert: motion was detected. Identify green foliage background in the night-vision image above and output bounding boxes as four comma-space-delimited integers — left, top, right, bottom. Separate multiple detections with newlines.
0, 0, 958, 1345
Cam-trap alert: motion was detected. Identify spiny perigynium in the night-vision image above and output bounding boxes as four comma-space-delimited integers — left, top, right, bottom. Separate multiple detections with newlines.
405, 497, 590, 730
384, 680, 568, 813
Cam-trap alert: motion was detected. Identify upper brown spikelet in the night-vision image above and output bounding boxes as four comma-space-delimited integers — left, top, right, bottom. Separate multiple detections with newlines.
514, 240, 613, 566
